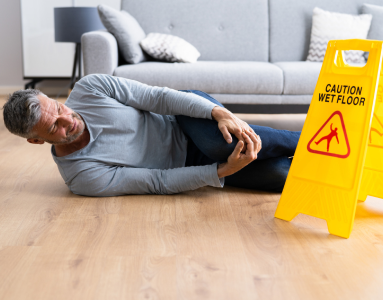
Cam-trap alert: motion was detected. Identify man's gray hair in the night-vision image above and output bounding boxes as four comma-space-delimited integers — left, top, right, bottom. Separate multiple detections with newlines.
3, 89, 44, 139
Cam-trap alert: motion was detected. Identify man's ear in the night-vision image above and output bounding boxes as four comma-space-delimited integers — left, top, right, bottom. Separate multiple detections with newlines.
27, 138, 45, 145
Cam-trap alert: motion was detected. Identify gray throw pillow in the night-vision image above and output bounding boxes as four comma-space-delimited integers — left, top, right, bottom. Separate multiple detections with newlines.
97, 4, 147, 64
362, 4, 383, 40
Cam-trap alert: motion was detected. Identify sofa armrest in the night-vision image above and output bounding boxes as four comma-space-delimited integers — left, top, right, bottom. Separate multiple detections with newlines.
81, 30, 118, 76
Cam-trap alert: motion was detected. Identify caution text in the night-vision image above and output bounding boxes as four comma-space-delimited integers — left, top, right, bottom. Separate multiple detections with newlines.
319, 84, 365, 106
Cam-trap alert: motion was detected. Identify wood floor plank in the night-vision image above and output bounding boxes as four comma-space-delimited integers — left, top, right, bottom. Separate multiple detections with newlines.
175, 188, 255, 300
228, 186, 383, 300
0, 246, 42, 300
28, 194, 177, 299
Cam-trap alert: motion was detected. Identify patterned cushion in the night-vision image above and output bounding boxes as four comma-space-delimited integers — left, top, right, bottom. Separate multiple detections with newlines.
307, 7, 372, 63
140, 33, 201, 63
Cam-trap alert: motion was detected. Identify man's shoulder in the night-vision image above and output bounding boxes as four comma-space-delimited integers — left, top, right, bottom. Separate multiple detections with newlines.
68, 74, 111, 98
65, 76, 110, 109
76, 74, 110, 86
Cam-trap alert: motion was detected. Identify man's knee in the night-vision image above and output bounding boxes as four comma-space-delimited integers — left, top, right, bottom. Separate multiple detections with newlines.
175, 114, 237, 161
201, 134, 238, 161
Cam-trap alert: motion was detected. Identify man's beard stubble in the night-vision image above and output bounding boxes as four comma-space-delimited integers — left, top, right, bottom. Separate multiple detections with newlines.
44, 111, 85, 145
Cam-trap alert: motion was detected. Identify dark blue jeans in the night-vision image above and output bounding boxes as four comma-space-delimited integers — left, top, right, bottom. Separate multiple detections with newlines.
175, 90, 301, 193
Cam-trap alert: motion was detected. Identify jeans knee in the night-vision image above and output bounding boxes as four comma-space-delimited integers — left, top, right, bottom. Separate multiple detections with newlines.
201, 137, 237, 161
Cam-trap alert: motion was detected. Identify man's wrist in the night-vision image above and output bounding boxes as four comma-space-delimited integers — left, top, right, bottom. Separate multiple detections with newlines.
211, 106, 230, 121
217, 162, 234, 178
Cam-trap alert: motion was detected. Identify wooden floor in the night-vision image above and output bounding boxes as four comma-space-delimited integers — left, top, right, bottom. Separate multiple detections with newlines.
1, 96, 383, 300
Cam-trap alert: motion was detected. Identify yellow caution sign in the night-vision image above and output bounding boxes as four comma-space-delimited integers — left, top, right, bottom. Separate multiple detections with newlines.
359, 78, 383, 201
274, 39, 383, 238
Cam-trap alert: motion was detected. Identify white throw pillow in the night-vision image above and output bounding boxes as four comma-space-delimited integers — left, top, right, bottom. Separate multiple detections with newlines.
140, 33, 201, 63
307, 7, 372, 63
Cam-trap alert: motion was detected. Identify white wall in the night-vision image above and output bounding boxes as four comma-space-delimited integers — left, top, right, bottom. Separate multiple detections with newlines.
0, 0, 119, 96
0, 0, 72, 95
0, 0, 28, 92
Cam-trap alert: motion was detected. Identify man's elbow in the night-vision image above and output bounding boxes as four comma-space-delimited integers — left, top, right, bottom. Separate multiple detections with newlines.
69, 184, 105, 197
68, 178, 114, 197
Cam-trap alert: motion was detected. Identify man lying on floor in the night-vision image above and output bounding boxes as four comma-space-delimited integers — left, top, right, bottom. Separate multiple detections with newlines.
3, 74, 300, 196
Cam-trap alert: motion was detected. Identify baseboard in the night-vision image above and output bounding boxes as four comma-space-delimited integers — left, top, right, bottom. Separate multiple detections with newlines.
36, 86, 70, 97
0, 86, 69, 97
0, 86, 23, 95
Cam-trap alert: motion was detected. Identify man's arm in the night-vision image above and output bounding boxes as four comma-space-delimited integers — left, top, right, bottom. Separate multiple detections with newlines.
68, 130, 260, 196
74, 74, 218, 120
73, 74, 261, 153
69, 162, 224, 197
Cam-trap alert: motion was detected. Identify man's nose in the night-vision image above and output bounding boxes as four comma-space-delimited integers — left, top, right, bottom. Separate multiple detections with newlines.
61, 114, 73, 127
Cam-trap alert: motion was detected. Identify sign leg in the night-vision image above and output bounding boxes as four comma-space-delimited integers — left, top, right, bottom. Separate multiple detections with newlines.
274, 207, 299, 222
326, 219, 353, 238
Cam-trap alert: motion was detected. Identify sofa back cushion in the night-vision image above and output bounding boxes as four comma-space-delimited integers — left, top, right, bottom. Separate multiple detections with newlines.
269, 0, 383, 62
121, 0, 269, 61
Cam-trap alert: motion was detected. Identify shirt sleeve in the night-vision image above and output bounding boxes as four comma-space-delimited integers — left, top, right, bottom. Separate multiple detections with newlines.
75, 73, 218, 119
68, 162, 225, 197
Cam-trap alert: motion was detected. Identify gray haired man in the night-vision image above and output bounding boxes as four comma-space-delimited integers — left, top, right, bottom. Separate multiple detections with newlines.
3, 74, 298, 196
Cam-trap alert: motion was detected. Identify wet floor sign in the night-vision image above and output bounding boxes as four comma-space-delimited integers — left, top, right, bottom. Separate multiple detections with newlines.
274, 39, 383, 238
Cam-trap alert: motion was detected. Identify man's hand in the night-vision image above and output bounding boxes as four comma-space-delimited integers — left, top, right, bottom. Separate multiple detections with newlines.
217, 129, 262, 178
211, 106, 260, 152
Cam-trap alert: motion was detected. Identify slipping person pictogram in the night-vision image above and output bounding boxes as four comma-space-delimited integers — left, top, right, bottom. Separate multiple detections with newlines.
307, 111, 350, 158
315, 123, 339, 152
369, 113, 383, 144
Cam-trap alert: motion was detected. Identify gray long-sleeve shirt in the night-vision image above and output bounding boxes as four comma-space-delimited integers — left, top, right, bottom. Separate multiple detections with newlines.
52, 74, 224, 196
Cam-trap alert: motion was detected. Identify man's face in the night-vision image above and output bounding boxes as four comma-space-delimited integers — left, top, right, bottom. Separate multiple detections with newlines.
27, 94, 85, 145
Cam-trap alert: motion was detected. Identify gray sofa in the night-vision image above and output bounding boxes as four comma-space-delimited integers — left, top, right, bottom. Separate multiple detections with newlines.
82, 0, 383, 114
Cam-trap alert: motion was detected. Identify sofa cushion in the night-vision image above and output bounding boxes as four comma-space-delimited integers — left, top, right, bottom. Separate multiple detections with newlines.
120, 0, 269, 62
362, 4, 383, 40
274, 62, 322, 95
269, 0, 383, 62
113, 61, 283, 94
97, 4, 147, 64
